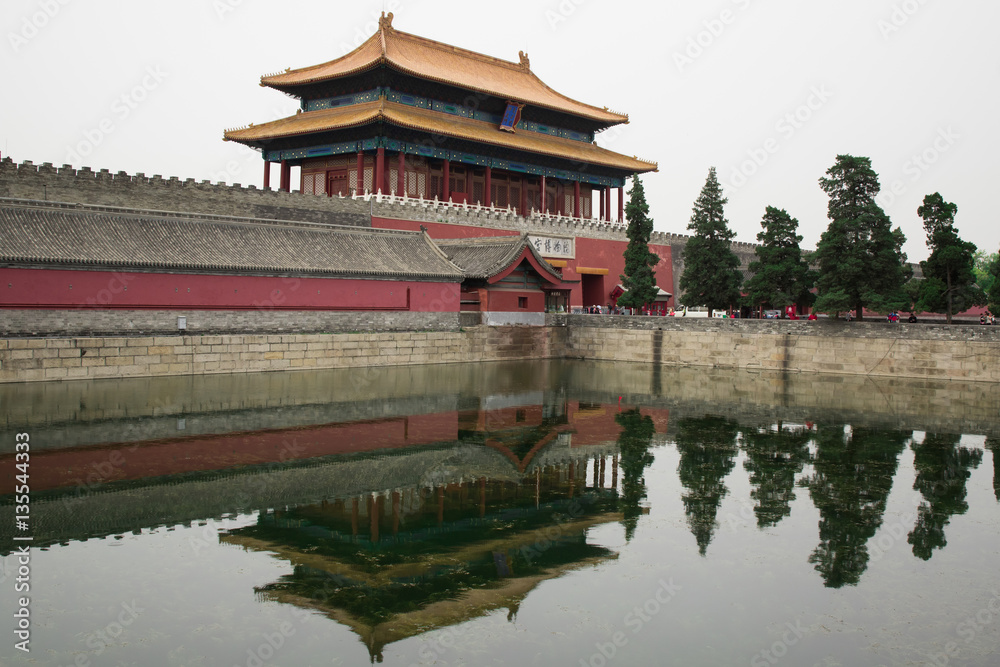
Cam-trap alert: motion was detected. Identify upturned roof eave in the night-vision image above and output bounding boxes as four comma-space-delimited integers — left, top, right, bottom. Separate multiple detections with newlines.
258, 20, 628, 127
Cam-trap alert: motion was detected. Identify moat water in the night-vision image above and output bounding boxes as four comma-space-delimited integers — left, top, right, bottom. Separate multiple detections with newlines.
1, 360, 998, 666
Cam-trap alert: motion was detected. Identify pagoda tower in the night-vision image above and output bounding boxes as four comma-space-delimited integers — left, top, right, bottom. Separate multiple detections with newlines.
224, 12, 656, 222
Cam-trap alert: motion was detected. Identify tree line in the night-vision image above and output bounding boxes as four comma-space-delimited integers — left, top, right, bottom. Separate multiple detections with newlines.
619, 155, 1000, 321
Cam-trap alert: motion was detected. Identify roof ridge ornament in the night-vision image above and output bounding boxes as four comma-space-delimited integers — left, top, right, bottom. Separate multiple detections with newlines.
518, 51, 530, 69
379, 11, 394, 31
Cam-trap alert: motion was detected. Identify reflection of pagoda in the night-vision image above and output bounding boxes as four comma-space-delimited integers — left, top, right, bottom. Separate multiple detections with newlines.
223, 461, 625, 662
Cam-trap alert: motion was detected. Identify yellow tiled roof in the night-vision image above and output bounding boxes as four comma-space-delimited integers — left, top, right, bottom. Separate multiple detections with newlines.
224, 100, 657, 173
260, 13, 627, 126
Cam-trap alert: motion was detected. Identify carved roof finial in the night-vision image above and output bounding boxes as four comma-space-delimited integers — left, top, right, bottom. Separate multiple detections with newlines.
518, 50, 530, 69
379, 11, 394, 30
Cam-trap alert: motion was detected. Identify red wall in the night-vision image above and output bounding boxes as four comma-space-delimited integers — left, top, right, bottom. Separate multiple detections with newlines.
0, 412, 459, 494
486, 289, 543, 312
1, 267, 461, 312
372, 216, 673, 309
572, 237, 673, 309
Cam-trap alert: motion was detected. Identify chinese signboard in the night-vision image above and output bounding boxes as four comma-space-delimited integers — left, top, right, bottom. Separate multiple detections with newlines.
528, 235, 575, 259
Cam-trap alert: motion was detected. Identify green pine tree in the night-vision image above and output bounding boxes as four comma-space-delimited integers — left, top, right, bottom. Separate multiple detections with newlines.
617, 175, 660, 309
678, 167, 743, 314
914, 193, 984, 323
615, 408, 656, 542
814, 155, 910, 320
987, 250, 1000, 319
744, 206, 815, 315
972, 250, 998, 297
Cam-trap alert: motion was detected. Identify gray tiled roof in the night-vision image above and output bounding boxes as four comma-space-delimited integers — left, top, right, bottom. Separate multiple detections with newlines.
435, 235, 562, 282
0, 198, 464, 281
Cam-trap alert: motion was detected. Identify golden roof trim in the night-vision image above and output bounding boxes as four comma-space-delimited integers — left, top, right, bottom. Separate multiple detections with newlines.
224, 100, 657, 172
258, 18, 626, 125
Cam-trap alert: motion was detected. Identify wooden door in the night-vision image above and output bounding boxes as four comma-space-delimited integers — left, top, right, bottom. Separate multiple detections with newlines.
327, 170, 349, 196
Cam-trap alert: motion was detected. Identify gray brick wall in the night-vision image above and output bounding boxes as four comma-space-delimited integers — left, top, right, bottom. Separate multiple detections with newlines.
0, 159, 370, 226
1, 309, 459, 336
553, 313, 1000, 342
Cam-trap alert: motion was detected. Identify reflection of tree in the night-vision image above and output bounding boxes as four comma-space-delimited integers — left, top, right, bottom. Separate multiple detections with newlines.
908, 434, 983, 560
801, 425, 908, 588
675, 416, 740, 556
615, 408, 656, 542
988, 438, 1000, 503
741, 424, 812, 528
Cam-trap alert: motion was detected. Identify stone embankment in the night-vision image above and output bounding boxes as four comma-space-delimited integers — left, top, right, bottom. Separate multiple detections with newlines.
2, 316, 998, 384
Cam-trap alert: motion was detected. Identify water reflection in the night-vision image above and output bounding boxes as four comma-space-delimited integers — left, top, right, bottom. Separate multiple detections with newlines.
229, 466, 621, 662
0, 360, 997, 664
741, 422, 812, 528
675, 416, 740, 555
908, 433, 983, 560
801, 426, 909, 588
988, 437, 1000, 502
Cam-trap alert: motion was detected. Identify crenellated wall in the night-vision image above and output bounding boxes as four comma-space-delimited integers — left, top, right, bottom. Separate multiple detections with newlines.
0, 158, 370, 226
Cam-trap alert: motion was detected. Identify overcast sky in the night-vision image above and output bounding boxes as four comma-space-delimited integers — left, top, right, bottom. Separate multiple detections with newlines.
3, 0, 997, 262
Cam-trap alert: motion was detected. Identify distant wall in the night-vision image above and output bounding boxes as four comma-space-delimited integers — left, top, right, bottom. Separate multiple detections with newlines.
558, 315, 1000, 382
0, 158, 370, 226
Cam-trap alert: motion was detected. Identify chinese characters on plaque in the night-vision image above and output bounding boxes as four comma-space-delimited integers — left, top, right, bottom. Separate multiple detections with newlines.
528, 235, 574, 259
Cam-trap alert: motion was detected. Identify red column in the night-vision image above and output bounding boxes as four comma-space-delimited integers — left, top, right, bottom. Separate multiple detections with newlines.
540, 175, 547, 214
356, 151, 364, 194
442, 159, 450, 201
397, 151, 405, 196
263, 161, 270, 189
574, 181, 581, 219
484, 166, 492, 207
520, 179, 527, 215
606, 187, 613, 221
279, 160, 290, 192
599, 186, 605, 220
618, 186, 624, 222
375, 146, 385, 194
